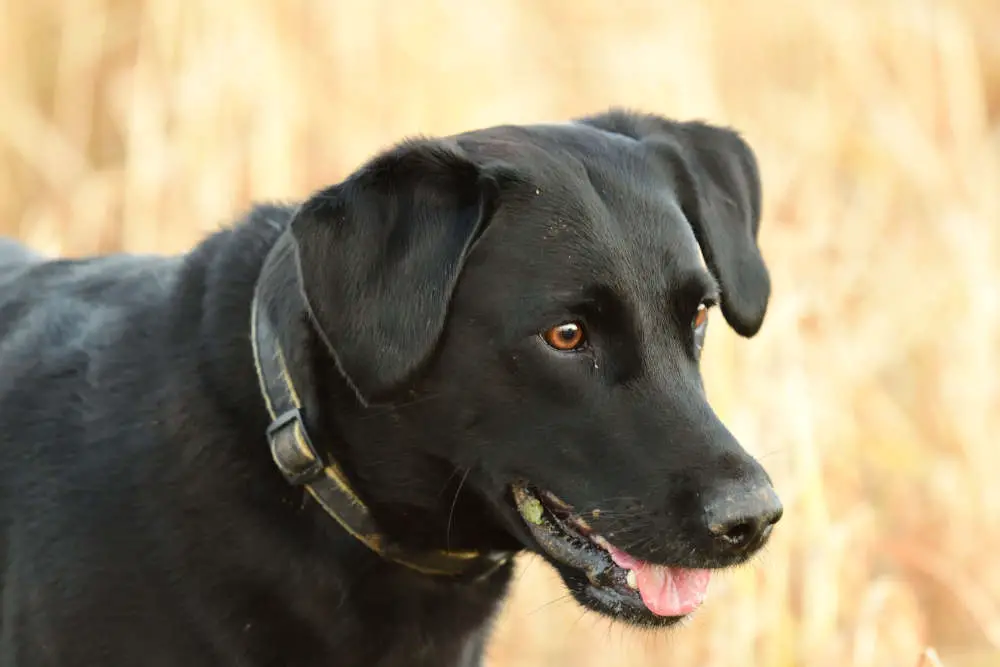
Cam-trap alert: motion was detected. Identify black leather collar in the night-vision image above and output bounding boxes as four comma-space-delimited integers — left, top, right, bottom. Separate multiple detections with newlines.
250, 232, 512, 580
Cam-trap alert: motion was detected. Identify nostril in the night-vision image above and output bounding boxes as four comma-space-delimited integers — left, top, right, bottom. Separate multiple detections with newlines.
767, 504, 784, 527
709, 518, 758, 547
704, 485, 783, 551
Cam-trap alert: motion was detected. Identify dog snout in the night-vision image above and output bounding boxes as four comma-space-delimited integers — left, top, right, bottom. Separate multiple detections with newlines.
702, 481, 783, 554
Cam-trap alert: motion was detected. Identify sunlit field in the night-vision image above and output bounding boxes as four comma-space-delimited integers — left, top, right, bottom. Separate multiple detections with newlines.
2, 1, 998, 665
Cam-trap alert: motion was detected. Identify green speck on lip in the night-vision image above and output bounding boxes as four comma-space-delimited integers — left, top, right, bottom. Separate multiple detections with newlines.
522, 497, 545, 525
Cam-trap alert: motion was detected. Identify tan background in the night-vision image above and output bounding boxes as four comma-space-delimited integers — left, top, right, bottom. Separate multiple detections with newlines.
2, 1, 999, 666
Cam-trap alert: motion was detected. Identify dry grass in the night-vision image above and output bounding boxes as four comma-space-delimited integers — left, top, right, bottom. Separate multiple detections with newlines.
2, 1, 999, 665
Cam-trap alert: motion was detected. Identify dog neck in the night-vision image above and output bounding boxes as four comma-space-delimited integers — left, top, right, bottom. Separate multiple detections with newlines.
249, 230, 513, 581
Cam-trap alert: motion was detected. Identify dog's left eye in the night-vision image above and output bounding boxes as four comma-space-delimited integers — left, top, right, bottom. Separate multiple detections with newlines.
692, 303, 710, 351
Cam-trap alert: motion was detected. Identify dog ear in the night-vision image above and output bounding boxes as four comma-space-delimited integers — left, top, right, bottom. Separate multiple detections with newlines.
577, 109, 770, 337
289, 139, 502, 404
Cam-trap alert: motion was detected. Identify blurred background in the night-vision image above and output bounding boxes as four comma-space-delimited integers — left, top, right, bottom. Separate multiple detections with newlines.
2, 1, 998, 665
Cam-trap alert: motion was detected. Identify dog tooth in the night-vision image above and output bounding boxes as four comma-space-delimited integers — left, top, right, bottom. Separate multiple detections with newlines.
626, 569, 638, 590
540, 490, 573, 512
573, 516, 592, 534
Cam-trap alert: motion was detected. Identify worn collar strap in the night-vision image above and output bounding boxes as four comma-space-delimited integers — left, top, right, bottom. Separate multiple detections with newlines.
249, 232, 512, 581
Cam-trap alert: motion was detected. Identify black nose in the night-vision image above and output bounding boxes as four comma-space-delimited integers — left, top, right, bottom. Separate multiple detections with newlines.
703, 482, 783, 553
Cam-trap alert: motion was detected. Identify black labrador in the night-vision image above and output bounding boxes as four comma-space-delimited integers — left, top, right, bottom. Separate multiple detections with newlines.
0, 110, 782, 666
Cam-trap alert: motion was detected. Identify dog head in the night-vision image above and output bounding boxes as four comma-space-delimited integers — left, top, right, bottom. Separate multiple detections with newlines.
288, 109, 780, 626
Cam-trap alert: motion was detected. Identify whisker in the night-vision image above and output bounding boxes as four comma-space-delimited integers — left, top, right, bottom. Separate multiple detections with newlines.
445, 466, 472, 551
755, 445, 791, 461
436, 465, 464, 497
514, 554, 538, 585
567, 606, 593, 637
525, 592, 574, 617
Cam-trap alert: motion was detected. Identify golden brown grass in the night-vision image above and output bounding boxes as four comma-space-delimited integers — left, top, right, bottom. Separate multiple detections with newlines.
2, 1, 998, 665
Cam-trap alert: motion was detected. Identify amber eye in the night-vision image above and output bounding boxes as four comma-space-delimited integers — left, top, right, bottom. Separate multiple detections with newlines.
693, 303, 709, 330
542, 322, 587, 351
692, 303, 710, 351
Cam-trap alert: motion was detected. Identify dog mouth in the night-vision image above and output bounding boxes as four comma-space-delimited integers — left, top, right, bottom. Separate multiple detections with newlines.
510, 483, 711, 621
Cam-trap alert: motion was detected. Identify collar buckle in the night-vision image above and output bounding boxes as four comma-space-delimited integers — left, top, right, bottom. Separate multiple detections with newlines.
266, 407, 326, 486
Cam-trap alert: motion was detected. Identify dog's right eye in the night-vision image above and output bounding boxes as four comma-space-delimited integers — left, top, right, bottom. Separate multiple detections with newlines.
542, 322, 587, 352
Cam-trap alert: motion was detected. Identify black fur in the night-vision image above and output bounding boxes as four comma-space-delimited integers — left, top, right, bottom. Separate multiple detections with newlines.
0, 110, 780, 666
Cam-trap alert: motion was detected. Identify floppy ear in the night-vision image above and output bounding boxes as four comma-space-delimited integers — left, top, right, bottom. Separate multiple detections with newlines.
577, 109, 770, 337
289, 139, 502, 404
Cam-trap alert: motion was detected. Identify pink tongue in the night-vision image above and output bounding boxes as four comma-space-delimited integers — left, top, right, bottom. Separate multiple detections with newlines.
632, 562, 711, 616
608, 545, 711, 617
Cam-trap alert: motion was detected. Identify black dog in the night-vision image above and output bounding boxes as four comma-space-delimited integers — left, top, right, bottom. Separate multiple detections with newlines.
0, 110, 781, 666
